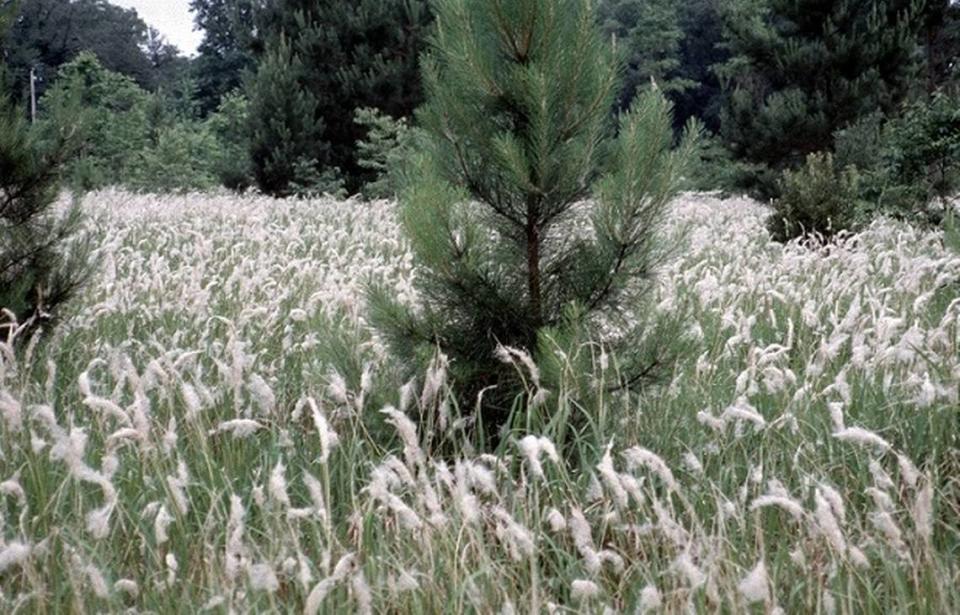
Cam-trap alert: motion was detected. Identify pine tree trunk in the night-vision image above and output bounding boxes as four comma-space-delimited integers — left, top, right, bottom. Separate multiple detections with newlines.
526, 196, 542, 328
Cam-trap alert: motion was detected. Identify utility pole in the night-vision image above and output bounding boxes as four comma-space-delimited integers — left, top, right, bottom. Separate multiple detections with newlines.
29, 67, 37, 124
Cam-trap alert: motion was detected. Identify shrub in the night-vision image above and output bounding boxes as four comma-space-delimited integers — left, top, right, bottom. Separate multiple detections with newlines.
206, 91, 254, 191
767, 152, 862, 242
685, 129, 747, 193
884, 91, 960, 221
354, 107, 423, 200
834, 92, 960, 225
128, 122, 220, 193
37, 52, 151, 191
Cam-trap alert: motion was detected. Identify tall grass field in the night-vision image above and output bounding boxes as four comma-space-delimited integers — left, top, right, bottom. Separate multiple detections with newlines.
1, 189, 958, 613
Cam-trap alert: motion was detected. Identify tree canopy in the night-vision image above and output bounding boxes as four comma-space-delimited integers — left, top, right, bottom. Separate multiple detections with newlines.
1, 0, 191, 106
245, 0, 433, 195
717, 0, 924, 199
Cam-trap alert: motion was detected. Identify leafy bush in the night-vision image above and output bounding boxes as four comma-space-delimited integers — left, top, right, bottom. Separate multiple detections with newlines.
767, 152, 862, 242
834, 92, 960, 225
128, 122, 220, 193
684, 129, 748, 193
38, 52, 151, 191
354, 107, 423, 200
206, 91, 254, 191
884, 91, 960, 219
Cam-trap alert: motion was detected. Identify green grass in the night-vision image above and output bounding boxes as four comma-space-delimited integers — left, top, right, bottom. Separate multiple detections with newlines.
0, 190, 958, 613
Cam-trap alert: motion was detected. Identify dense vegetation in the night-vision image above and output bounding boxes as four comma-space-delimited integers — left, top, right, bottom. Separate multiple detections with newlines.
1, 1, 959, 611
0, 1, 91, 342
0, 0, 955, 211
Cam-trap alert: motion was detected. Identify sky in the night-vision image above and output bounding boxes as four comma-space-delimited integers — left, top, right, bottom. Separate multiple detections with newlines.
111, 0, 202, 57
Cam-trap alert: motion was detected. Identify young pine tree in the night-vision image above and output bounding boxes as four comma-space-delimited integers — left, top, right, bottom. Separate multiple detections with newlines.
368, 0, 697, 436
597, 0, 693, 111
0, 79, 91, 343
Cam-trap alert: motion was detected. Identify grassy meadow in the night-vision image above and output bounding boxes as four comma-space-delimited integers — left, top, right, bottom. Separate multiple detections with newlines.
1, 189, 959, 613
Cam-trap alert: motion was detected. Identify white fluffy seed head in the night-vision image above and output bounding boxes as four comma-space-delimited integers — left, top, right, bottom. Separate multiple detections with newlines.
814, 489, 847, 554
750, 495, 805, 521
738, 560, 769, 604
518, 435, 545, 480
114, 578, 139, 597
638, 584, 662, 612
597, 445, 629, 508
213, 419, 264, 438
248, 562, 280, 593
622, 447, 678, 491
154, 505, 174, 545
672, 551, 705, 589
833, 427, 891, 452
0, 542, 31, 573
545, 507, 567, 533
911, 478, 934, 543
897, 454, 921, 489
570, 579, 600, 601
380, 406, 423, 468
268, 459, 290, 508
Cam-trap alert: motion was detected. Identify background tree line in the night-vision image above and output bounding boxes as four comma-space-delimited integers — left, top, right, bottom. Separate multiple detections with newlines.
1, 0, 959, 230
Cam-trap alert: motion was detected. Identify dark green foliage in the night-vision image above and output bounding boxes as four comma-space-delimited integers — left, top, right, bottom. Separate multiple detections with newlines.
367, 0, 697, 436
38, 53, 245, 194
0, 71, 91, 342
919, 0, 960, 92
685, 129, 746, 192
1, 0, 188, 104
673, 0, 728, 134
718, 0, 924, 200
128, 123, 220, 194
837, 91, 960, 223
144, 27, 192, 96
885, 91, 960, 212
598, 0, 728, 134
767, 152, 862, 242
246, 0, 432, 195
190, 0, 257, 115
246, 36, 334, 197
598, 0, 692, 107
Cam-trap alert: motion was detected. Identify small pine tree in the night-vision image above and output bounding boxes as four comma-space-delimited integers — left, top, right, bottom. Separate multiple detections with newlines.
0, 75, 91, 343
354, 107, 422, 200
368, 0, 697, 436
597, 0, 694, 109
